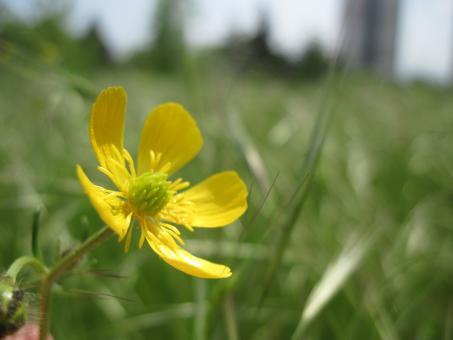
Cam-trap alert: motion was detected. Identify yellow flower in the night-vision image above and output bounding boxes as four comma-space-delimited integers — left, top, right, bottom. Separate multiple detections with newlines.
77, 87, 248, 279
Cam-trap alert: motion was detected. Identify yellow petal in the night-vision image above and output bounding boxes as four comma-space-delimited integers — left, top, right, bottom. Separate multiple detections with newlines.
145, 227, 232, 279
170, 171, 248, 228
90, 87, 129, 188
77, 165, 131, 239
137, 103, 203, 175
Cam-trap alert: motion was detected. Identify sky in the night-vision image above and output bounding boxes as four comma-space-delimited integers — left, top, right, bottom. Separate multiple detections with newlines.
61, 0, 342, 58
4, 0, 453, 83
397, 0, 453, 82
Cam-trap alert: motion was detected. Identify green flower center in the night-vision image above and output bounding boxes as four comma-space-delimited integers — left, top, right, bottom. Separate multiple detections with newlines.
128, 171, 172, 216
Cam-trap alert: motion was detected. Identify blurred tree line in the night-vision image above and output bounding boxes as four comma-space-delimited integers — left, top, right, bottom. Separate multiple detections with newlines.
219, 12, 329, 80
0, 1, 111, 73
0, 0, 330, 80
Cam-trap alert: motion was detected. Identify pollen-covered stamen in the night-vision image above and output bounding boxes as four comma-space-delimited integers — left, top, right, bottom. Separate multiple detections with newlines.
149, 150, 162, 170
98, 146, 133, 191
160, 193, 195, 231
97, 166, 123, 190
160, 222, 184, 245
149, 150, 172, 173
169, 178, 190, 192
97, 148, 132, 192
123, 148, 136, 177
102, 190, 128, 214
128, 171, 172, 216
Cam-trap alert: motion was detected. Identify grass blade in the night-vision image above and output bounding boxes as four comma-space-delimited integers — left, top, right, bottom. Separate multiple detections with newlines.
228, 107, 270, 192
291, 229, 378, 339
194, 278, 207, 340
258, 77, 336, 306
31, 207, 42, 259
224, 295, 239, 340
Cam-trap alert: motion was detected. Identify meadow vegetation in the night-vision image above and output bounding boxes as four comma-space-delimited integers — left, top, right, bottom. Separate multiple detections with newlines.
1, 4, 452, 340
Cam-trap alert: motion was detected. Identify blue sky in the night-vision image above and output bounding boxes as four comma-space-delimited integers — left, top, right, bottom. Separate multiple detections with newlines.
5, 0, 453, 82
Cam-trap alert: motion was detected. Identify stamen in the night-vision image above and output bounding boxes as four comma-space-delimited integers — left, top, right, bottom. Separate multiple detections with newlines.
161, 223, 184, 245
111, 146, 124, 163
123, 212, 133, 237
146, 231, 161, 249
160, 230, 178, 248
183, 224, 194, 232
104, 191, 126, 200
109, 157, 132, 178
124, 226, 133, 253
97, 166, 118, 185
139, 229, 146, 248
98, 163, 129, 192
159, 162, 171, 174
148, 150, 173, 174
161, 223, 181, 236
123, 149, 136, 177
149, 150, 163, 169
170, 178, 190, 192
141, 217, 183, 250
159, 193, 195, 231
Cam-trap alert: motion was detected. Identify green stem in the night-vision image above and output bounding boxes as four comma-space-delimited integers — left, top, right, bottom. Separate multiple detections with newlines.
39, 226, 113, 340
6, 256, 48, 282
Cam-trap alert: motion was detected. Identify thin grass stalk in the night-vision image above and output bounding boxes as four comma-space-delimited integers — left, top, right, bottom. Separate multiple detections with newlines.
258, 76, 338, 307
193, 279, 207, 340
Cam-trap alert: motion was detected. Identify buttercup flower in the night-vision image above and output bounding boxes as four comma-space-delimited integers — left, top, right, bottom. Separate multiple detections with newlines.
77, 87, 248, 278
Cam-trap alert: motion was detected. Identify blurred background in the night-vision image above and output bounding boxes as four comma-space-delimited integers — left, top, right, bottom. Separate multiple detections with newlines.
1, 0, 453, 339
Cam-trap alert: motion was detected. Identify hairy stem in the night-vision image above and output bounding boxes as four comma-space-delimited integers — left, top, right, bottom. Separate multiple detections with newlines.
6, 256, 48, 282
39, 226, 112, 340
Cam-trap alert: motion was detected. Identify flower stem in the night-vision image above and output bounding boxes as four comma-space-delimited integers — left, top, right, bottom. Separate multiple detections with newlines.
39, 226, 113, 340
6, 256, 48, 282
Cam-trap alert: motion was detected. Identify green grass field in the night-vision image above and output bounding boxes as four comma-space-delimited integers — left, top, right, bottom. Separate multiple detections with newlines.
1, 56, 453, 339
